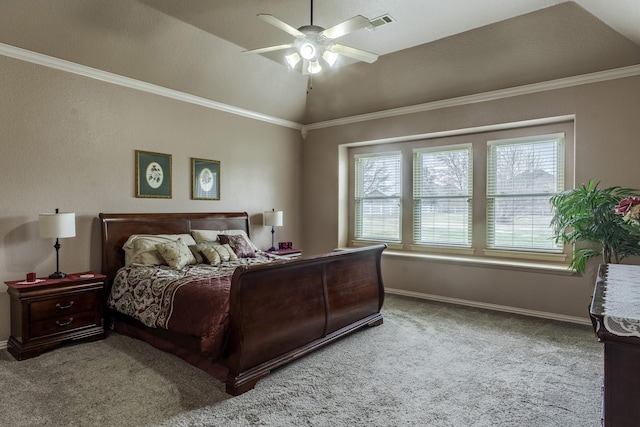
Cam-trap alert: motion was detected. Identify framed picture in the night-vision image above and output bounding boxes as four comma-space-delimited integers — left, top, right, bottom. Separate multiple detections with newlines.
191, 158, 220, 200
135, 150, 172, 198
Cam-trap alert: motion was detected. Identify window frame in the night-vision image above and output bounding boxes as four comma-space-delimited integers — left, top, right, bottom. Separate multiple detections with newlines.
486, 133, 565, 255
353, 151, 403, 243
346, 119, 574, 266
412, 143, 473, 248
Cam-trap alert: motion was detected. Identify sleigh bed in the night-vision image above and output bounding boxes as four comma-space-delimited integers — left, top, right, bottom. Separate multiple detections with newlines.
100, 212, 385, 395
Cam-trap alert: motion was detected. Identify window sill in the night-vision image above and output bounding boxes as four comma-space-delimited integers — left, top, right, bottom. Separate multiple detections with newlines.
352, 240, 403, 250
380, 249, 576, 275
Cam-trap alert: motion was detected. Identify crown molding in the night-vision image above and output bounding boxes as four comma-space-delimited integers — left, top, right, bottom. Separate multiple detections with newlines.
0, 42, 303, 131
2, 42, 638, 135
303, 64, 640, 132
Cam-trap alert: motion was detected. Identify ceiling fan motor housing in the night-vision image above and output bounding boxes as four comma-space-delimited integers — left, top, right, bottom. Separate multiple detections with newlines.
296, 25, 328, 61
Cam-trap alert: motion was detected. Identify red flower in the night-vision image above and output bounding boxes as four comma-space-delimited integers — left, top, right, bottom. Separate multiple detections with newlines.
615, 197, 640, 215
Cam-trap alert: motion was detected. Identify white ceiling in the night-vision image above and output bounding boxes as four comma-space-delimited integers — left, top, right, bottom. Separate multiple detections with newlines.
137, 0, 640, 62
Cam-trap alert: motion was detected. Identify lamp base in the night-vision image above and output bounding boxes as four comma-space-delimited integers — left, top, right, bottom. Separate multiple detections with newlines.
48, 271, 67, 279
268, 246, 277, 251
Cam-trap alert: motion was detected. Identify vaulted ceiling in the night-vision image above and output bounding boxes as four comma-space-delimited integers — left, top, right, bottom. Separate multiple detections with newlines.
135, 1, 640, 124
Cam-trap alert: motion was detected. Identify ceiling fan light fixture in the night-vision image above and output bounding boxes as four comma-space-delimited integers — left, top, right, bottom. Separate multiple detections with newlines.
246, 4, 382, 75
322, 49, 338, 67
299, 42, 317, 60
308, 60, 322, 74
285, 52, 301, 68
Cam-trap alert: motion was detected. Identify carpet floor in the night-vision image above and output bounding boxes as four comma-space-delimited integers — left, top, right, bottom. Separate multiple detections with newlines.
0, 295, 603, 426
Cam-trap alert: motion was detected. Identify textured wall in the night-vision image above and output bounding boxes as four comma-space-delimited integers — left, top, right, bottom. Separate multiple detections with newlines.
302, 76, 640, 320
0, 1, 305, 342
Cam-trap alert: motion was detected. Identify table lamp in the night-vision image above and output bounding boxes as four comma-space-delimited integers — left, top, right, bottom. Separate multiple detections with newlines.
264, 209, 283, 251
39, 208, 76, 279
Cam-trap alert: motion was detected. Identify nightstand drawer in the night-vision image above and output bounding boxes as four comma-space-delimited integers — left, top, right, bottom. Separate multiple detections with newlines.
30, 291, 97, 321
30, 310, 97, 338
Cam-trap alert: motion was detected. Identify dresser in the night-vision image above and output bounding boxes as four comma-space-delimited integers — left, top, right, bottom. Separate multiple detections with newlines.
590, 264, 640, 426
5, 272, 106, 360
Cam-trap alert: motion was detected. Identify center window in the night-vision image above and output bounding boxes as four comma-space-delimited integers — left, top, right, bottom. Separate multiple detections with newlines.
413, 145, 473, 247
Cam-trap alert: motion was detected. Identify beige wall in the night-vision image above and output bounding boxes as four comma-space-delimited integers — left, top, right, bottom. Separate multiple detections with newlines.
2, 0, 639, 343
302, 76, 640, 321
0, 2, 304, 342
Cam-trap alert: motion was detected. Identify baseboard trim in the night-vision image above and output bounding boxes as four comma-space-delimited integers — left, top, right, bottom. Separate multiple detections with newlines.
0, 340, 7, 351
385, 288, 591, 326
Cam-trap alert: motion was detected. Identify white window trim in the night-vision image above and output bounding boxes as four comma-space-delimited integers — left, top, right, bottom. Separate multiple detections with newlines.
486, 132, 565, 254
413, 143, 473, 248
354, 151, 403, 242
345, 117, 575, 268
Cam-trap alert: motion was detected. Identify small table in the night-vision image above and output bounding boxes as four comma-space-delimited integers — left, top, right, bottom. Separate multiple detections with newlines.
5, 272, 107, 360
590, 264, 640, 426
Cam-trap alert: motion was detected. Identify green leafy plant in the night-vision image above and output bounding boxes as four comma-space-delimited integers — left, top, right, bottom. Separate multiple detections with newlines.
550, 180, 640, 273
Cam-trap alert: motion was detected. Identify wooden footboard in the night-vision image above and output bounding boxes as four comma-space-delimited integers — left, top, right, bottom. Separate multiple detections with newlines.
225, 244, 386, 395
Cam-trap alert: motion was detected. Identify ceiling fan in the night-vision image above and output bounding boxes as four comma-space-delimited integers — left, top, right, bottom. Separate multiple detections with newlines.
242, 0, 380, 75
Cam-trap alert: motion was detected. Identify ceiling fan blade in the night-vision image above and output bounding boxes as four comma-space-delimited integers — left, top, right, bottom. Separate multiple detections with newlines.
242, 44, 293, 55
257, 14, 305, 37
320, 15, 371, 40
330, 44, 378, 63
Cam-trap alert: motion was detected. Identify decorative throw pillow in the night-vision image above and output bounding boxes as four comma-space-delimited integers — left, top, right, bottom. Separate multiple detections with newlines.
200, 245, 222, 265
123, 234, 197, 265
219, 234, 256, 258
155, 238, 196, 269
188, 245, 205, 264
130, 238, 166, 266
213, 243, 238, 262
192, 229, 259, 251
221, 230, 259, 251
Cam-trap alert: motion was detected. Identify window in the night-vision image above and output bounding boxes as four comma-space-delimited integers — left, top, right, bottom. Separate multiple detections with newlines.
486, 134, 564, 253
413, 144, 473, 247
354, 152, 401, 241
347, 120, 572, 264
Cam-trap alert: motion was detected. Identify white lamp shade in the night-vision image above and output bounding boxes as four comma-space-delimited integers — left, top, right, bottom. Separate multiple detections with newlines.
39, 212, 76, 238
322, 50, 338, 67
264, 210, 284, 227
285, 52, 301, 68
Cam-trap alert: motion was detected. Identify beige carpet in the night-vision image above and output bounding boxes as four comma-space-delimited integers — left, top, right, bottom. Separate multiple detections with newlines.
0, 295, 603, 426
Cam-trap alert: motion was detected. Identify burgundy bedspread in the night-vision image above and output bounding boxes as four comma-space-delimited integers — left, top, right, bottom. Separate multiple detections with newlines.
107, 257, 274, 357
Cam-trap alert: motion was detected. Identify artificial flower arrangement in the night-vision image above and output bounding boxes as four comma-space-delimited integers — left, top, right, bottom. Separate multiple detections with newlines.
550, 180, 640, 273
615, 196, 640, 226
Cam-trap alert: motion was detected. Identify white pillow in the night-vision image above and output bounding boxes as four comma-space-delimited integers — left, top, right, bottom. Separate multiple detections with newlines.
123, 234, 197, 265
191, 229, 258, 252
156, 238, 196, 269
191, 229, 220, 243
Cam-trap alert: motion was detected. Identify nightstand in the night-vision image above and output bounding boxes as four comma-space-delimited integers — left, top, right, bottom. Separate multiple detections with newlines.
5, 272, 106, 360
265, 248, 302, 258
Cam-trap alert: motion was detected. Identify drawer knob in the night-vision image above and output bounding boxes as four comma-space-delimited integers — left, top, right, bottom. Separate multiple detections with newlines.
56, 301, 74, 310
55, 317, 74, 327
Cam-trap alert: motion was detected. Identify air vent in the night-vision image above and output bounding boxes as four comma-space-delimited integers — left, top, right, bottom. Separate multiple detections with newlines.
368, 14, 395, 30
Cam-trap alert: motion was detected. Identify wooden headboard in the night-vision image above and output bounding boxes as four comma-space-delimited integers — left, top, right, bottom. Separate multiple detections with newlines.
99, 212, 250, 284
